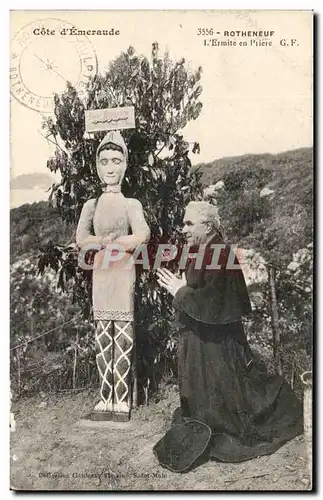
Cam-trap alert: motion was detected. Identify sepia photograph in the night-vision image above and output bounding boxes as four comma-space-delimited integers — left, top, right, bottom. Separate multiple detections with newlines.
10, 9, 313, 491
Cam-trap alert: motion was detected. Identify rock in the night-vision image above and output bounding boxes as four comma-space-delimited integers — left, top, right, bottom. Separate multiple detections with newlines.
300, 477, 310, 486
260, 186, 275, 198
287, 261, 298, 272
10, 412, 16, 432
214, 180, 224, 190
203, 185, 216, 199
203, 181, 224, 200
239, 248, 267, 287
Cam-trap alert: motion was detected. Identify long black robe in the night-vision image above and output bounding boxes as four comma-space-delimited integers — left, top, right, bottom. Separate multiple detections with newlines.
153, 237, 303, 473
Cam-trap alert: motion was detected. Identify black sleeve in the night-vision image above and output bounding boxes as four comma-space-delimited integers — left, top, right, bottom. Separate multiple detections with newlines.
173, 245, 252, 325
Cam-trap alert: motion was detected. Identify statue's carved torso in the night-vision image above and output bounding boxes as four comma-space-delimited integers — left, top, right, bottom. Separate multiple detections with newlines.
76, 191, 150, 322
92, 192, 135, 321
93, 193, 130, 239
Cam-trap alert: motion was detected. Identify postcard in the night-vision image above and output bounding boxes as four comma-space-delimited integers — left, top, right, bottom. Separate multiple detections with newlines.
10, 10, 313, 491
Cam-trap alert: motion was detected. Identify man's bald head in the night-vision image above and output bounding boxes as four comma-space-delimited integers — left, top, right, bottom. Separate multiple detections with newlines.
185, 201, 220, 229
183, 201, 221, 246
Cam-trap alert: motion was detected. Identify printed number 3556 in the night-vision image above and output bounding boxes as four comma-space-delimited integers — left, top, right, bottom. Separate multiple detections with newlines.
197, 28, 214, 35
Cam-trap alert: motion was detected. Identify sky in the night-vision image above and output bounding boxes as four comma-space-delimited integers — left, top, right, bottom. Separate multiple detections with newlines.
10, 10, 313, 184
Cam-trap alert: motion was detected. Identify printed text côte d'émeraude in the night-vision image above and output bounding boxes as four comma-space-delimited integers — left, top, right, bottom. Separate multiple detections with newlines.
33, 27, 120, 36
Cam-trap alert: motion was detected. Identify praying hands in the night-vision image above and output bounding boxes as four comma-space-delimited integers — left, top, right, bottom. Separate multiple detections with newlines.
157, 268, 187, 297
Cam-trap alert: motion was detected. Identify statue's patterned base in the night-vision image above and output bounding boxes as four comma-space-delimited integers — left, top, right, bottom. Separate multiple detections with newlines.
91, 319, 133, 421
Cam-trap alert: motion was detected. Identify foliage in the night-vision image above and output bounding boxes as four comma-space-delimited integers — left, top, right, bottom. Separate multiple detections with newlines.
10, 258, 96, 395
197, 147, 313, 266
276, 243, 313, 354
10, 201, 73, 262
243, 242, 312, 390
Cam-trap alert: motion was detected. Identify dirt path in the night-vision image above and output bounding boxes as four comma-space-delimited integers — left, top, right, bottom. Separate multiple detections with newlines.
10, 388, 309, 491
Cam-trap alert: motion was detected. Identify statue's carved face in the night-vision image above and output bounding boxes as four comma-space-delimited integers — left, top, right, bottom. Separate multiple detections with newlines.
182, 208, 213, 246
97, 149, 127, 185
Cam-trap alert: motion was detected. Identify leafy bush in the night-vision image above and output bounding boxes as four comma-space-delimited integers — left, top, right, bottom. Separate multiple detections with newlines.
10, 258, 96, 395
243, 243, 312, 393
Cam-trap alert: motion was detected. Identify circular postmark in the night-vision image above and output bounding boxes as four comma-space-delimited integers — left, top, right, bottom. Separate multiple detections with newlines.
10, 18, 98, 113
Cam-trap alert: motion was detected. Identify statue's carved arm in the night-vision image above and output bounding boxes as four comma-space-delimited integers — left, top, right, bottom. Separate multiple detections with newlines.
76, 200, 102, 249
114, 199, 151, 253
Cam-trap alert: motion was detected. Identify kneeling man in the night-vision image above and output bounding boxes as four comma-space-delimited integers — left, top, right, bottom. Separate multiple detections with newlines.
154, 201, 302, 473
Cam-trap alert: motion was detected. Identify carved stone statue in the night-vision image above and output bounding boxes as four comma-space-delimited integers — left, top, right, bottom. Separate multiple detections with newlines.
76, 131, 150, 421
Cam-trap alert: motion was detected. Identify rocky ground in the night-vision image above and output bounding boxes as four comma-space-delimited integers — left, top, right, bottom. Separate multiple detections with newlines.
10, 387, 311, 492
